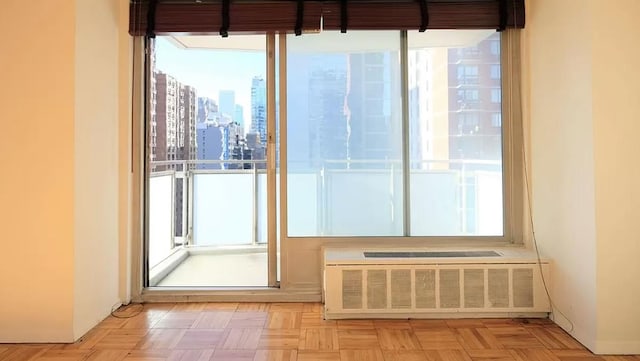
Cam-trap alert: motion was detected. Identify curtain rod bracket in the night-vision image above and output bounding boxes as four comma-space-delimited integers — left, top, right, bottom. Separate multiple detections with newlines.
220, 0, 230, 37
498, 0, 508, 32
295, 0, 304, 36
340, 0, 348, 33
146, 0, 158, 38
418, 0, 429, 32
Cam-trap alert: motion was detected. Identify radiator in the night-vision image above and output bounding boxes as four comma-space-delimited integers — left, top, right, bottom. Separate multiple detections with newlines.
323, 247, 551, 319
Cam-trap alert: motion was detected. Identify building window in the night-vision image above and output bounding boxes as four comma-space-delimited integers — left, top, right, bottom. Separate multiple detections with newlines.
491, 88, 501, 103
458, 89, 480, 103
491, 113, 502, 127
490, 64, 501, 79
457, 65, 479, 84
490, 40, 500, 55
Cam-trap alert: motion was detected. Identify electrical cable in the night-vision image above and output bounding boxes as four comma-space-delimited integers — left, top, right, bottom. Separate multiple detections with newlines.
509, 0, 575, 331
110, 302, 144, 319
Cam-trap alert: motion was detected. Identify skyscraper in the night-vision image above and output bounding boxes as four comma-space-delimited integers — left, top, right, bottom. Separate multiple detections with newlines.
196, 121, 223, 170
219, 90, 235, 120
198, 97, 218, 123
154, 72, 179, 168
177, 84, 198, 170
250, 77, 267, 144
234, 104, 244, 128
153, 71, 199, 238
407, 47, 450, 170
347, 52, 402, 168
308, 55, 349, 169
447, 32, 502, 170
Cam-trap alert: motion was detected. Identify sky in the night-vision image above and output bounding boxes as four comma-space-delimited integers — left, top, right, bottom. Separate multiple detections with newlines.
154, 37, 266, 126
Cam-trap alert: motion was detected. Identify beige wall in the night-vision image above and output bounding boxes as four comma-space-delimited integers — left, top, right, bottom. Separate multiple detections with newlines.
73, 0, 122, 339
526, 0, 640, 354
591, 0, 640, 353
525, 0, 598, 349
0, 0, 77, 342
0, 0, 127, 342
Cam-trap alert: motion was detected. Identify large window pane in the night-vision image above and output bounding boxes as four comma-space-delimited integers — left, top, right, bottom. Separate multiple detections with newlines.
408, 31, 503, 236
287, 31, 403, 237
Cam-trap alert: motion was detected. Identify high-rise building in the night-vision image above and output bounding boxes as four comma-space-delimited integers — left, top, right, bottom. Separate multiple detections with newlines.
234, 104, 244, 128
219, 90, 235, 120
246, 131, 266, 168
286, 54, 350, 170
407, 47, 450, 170
250, 77, 267, 144
196, 121, 223, 170
447, 33, 502, 169
177, 84, 198, 170
309, 55, 349, 169
198, 97, 218, 123
153, 71, 199, 237
220, 121, 245, 169
154, 72, 198, 169
347, 52, 402, 168
154, 72, 179, 169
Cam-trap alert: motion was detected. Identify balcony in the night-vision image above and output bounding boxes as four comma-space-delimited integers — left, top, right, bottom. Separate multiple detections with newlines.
147, 159, 503, 287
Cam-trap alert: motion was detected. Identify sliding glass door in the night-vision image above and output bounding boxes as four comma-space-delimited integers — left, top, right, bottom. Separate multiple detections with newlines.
145, 35, 279, 287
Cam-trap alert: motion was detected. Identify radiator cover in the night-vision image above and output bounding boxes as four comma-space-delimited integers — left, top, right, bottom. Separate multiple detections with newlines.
323, 247, 551, 319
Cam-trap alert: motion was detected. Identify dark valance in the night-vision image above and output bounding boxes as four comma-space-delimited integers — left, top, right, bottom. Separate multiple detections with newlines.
129, 0, 525, 36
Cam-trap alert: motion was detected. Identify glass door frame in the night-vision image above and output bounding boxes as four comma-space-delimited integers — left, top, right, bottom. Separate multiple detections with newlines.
141, 34, 280, 289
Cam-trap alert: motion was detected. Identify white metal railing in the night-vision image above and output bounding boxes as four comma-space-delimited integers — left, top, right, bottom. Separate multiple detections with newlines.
147, 159, 502, 268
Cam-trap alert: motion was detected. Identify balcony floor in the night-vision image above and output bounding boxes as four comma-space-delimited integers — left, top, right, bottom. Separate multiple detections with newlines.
156, 251, 270, 287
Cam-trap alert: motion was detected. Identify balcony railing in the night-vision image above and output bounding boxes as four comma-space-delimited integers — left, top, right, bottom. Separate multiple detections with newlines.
147, 159, 502, 269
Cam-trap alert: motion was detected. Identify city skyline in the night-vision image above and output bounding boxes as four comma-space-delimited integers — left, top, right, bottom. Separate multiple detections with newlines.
154, 37, 265, 129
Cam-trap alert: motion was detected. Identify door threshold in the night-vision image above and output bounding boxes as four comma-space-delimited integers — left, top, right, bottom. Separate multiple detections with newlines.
139, 286, 321, 303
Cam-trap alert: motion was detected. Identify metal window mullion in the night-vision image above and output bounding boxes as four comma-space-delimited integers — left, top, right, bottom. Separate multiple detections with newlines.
266, 33, 278, 287
278, 33, 288, 287
142, 37, 153, 288
253, 165, 259, 246
187, 167, 194, 246
400, 30, 411, 237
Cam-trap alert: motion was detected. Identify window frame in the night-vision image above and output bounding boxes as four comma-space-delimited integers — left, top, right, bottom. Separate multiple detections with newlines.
138, 31, 526, 290
280, 30, 523, 244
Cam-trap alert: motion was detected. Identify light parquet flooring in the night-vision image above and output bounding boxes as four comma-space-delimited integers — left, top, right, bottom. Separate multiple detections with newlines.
1, 303, 639, 361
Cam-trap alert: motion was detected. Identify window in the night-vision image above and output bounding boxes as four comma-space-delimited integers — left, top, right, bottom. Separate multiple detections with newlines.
287, 31, 403, 236
491, 113, 502, 127
145, 31, 512, 246
490, 40, 501, 55
284, 30, 504, 237
410, 31, 503, 236
491, 88, 502, 103
458, 89, 480, 102
457, 65, 479, 85
490, 64, 501, 80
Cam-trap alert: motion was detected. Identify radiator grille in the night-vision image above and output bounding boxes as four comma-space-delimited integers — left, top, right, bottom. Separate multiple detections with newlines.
391, 270, 412, 309
439, 269, 461, 308
415, 269, 436, 308
488, 269, 509, 308
513, 268, 534, 307
342, 270, 363, 309
367, 270, 387, 309
329, 263, 548, 316
464, 269, 485, 308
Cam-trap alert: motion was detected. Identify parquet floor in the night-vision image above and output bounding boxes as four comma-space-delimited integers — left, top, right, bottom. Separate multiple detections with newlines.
1, 303, 638, 361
